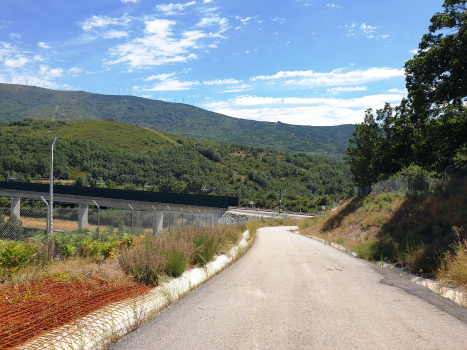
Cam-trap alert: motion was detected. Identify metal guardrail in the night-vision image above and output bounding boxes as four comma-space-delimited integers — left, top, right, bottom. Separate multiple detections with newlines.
228, 207, 323, 217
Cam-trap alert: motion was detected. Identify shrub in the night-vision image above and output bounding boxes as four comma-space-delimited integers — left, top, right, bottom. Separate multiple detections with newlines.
118, 239, 166, 285
0, 241, 37, 278
165, 250, 189, 277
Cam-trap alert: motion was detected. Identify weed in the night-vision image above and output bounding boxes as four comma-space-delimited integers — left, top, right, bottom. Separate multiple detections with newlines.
436, 226, 467, 288
164, 250, 189, 277
0, 241, 37, 279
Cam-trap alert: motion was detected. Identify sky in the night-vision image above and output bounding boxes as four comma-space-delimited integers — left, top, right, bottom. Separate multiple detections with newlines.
0, 0, 445, 126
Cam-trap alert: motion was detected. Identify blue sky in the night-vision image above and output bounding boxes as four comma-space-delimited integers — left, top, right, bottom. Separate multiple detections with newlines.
0, 0, 444, 126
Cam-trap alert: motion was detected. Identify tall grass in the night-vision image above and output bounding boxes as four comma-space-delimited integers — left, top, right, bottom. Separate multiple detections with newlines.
436, 226, 467, 288
118, 224, 245, 285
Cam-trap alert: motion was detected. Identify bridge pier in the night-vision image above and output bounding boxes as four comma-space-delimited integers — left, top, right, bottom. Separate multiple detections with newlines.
11, 197, 20, 219
153, 211, 164, 234
78, 204, 89, 230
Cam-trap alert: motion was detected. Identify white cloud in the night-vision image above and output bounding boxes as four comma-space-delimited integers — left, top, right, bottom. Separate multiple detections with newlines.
80, 14, 131, 31
38, 42, 51, 49
9, 33, 21, 39
4, 56, 29, 68
388, 88, 407, 94
68, 67, 83, 74
345, 22, 388, 39
327, 86, 367, 94
104, 30, 129, 38
201, 93, 405, 126
203, 0, 213, 3
144, 79, 199, 91
409, 49, 418, 54
196, 15, 229, 35
106, 17, 226, 68
270, 16, 285, 23
155, 1, 196, 15
39, 65, 64, 79
33, 55, 45, 61
203, 78, 241, 85
327, 3, 342, 9
122, 0, 139, 2
236, 16, 252, 25
145, 73, 176, 81
250, 67, 404, 87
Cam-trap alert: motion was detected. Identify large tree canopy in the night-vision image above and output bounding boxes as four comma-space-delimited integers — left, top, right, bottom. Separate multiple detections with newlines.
346, 0, 467, 184
405, 0, 467, 114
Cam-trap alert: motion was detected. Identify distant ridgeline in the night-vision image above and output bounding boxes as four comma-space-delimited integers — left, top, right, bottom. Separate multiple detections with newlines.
0, 83, 354, 160
0, 119, 352, 212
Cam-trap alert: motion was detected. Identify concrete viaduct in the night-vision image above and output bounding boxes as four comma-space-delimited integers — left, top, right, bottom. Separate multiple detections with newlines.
0, 182, 237, 233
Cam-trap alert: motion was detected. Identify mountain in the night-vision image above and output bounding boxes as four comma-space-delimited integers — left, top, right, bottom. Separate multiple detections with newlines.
0, 119, 352, 212
0, 83, 354, 159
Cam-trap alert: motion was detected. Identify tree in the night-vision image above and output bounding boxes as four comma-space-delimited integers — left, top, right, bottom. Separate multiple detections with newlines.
344, 109, 381, 187
405, 0, 467, 170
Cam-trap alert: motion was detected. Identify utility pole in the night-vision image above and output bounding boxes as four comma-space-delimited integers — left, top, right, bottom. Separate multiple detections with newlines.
44, 131, 59, 252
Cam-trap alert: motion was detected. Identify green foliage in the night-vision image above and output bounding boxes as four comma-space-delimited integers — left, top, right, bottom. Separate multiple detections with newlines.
0, 120, 353, 211
346, 1, 467, 184
0, 84, 355, 158
0, 241, 37, 278
164, 249, 189, 277
118, 240, 165, 285
193, 233, 218, 266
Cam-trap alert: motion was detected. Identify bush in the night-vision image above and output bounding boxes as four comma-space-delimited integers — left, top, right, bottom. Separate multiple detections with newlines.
165, 250, 189, 277
118, 239, 166, 285
0, 241, 37, 278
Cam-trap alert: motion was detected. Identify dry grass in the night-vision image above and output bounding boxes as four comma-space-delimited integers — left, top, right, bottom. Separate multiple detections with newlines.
299, 178, 467, 280
436, 226, 467, 289
2, 257, 131, 289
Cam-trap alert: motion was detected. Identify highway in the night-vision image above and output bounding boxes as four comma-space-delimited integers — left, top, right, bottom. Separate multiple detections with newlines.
112, 226, 467, 349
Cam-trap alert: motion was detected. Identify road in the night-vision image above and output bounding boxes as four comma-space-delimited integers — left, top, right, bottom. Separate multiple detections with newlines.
112, 226, 467, 350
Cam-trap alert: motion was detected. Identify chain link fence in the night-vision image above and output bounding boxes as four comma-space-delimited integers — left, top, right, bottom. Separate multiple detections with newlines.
0, 201, 216, 242
353, 166, 467, 197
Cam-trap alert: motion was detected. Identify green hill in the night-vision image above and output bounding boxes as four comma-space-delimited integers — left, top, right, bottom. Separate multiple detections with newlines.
0, 119, 352, 211
1, 119, 184, 153
0, 83, 354, 159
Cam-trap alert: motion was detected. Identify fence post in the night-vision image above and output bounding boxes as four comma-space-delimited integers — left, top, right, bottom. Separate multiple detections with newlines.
153, 206, 156, 236
180, 208, 184, 227
167, 206, 172, 232
128, 204, 134, 235
40, 196, 50, 259
92, 200, 100, 239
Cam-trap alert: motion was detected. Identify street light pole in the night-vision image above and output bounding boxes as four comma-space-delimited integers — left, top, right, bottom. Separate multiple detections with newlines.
45, 131, 59, 239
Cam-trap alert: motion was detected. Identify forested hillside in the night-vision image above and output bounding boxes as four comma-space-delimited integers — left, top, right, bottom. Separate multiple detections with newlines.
0, 83, 353, 159
0, 119, 352, 212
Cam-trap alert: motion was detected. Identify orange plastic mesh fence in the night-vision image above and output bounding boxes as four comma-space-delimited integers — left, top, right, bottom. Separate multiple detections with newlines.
0, 278, 150, 349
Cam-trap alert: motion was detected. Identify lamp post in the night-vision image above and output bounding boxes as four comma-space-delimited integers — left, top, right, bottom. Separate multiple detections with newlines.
278, 188, 286, 214
45, 131, 59, 238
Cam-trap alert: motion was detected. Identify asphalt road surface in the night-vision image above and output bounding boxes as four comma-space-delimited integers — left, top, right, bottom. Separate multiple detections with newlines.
112, 226, 467, 350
